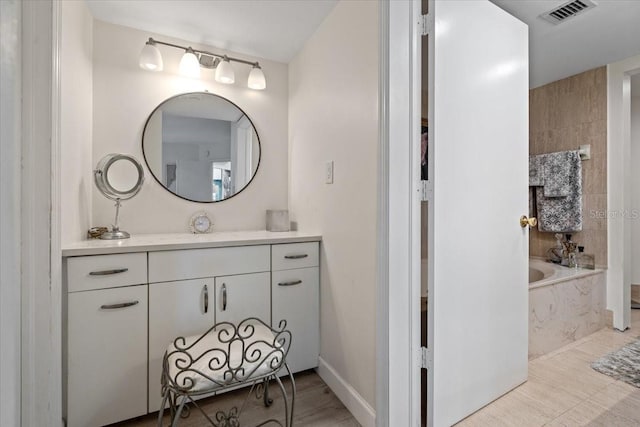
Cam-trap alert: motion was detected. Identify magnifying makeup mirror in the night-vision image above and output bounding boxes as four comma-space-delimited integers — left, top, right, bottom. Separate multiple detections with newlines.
94, 153, 144, 239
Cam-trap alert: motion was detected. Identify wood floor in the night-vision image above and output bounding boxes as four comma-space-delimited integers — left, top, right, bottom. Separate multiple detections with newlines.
114, 370, 360, 427
115, 310, 640, 427
457, 309, 640, 426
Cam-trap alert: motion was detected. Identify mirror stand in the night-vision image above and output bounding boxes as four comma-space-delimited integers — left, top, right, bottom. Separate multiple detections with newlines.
101, 199, 131, 240
94, 153, 145, 240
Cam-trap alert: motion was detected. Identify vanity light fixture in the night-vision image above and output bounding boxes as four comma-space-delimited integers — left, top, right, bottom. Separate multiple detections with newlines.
214, 56, 235, 84
139, 37, 266, 90
248, 64, 266, 90
139, 39, 163, 71
179, 47, 201, 79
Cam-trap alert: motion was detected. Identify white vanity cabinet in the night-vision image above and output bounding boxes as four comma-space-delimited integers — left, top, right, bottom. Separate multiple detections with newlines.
271, 243, 320, 373
215, 272, 271, 325
65, 254, 148, 427
63, 232, 321, 425
148, 278, 215, 412
146, 246, 273, 411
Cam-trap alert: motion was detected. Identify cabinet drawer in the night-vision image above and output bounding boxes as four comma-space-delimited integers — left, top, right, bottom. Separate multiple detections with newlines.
67, 253, 147, 292
272, 267, 319, 372
149, 245, 270, 283
272, 242, 319, 271
67, 285, 148, 427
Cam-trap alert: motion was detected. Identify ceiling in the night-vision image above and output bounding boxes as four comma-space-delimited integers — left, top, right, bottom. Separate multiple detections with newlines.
85, 0, 338, 63
491, 0, 640, 88
86, 0, 640, 88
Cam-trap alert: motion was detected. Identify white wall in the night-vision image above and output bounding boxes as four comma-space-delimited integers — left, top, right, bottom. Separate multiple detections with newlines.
60, 0, 93, 243
630, 92, 640, 283
91, 20, 288, 233
288, 2, 378, 425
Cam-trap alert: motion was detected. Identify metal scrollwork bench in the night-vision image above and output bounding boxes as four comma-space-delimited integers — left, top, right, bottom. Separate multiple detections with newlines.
158, 318, 295, 427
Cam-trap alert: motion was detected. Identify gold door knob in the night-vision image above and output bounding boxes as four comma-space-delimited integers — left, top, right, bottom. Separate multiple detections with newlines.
520, 215, 537, 228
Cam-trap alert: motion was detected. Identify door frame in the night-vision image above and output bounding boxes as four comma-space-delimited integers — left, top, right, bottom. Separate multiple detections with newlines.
376, 1, 423, 426
607, 55, 640, 331
19, 0, 63, 425
1, 1, 23, 425
27, 1, 422, 425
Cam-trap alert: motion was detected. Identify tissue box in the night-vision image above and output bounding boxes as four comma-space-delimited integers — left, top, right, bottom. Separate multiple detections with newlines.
266, 210, 290, 232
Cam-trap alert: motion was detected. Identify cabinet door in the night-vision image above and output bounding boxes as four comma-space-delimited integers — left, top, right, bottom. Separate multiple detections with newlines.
272, 267, 319, 373
67, 285, 147, 427
148, 279, 215, 412
215, 272, 271, 326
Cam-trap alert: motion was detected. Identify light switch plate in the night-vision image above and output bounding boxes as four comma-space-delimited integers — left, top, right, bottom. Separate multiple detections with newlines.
325, 161, 334, 184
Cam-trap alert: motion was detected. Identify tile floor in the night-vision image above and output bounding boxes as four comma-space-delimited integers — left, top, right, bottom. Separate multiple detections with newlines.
457, 309, 640, 426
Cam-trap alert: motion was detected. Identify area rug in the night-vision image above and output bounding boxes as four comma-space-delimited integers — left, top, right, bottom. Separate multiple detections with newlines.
592, 338, 640, 388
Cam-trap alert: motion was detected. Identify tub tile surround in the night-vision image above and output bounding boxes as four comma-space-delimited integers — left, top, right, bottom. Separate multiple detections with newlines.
529, 263, 606, 359
529, 67, 608, 268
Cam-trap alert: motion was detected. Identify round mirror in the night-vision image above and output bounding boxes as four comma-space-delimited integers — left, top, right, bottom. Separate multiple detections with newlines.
142, 92, 261, 203
107, 157, 142, 194
95, 154, 144, 200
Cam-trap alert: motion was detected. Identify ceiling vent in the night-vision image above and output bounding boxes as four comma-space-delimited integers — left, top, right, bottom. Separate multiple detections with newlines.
539, 0, 598, 25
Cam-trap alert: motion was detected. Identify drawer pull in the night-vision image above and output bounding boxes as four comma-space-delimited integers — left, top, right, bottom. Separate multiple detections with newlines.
284, 254, 308, 260
100, 301, 139, 310
278, 280, 302, 287
89, 268, 129, 276
222, 283, 227, 311
203, 284, 209, 314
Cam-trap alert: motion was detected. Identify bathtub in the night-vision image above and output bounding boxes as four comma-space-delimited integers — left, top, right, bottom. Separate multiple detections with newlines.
528, 258, 600, 289
528, 258, 606, 359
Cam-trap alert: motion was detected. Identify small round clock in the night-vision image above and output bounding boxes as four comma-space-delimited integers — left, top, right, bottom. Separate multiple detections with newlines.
189, 212, 213, 234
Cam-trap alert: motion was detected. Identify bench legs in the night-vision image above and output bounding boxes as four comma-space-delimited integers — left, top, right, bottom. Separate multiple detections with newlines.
158, 365, 296, 427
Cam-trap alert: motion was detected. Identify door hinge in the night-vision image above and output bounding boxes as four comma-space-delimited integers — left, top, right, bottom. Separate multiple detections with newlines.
420, 180, 432, 202
420, 14, 433, 36
420, 346, 432, 370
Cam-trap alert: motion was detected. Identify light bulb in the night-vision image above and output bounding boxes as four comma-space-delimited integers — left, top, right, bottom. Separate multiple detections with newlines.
179, 48, 200, 78
215, 57, 235, 84
139, 39, 163, 71
247, 64, 266, 90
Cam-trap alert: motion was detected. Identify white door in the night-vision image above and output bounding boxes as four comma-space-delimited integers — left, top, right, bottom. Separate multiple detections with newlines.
176, 159, 213, 201
148, 279, 215, 412
428, 1, 529, 425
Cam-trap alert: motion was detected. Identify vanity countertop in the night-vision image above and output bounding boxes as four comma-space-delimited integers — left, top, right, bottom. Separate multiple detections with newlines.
62, 230, 322, 257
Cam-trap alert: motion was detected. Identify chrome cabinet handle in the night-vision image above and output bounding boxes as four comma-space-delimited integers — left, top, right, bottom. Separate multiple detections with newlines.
278, 280, 302, 287
284, 254, 308, 260
222, 283, 227, 311
100, 301, 139, 310
89, 268, 129, 276
203, 284, 209, 314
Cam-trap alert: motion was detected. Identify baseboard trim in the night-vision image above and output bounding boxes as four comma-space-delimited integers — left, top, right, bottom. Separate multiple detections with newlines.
316, 357, 376, 427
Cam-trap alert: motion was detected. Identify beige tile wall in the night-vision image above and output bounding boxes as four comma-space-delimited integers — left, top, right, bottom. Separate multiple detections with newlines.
529, 67, 608, 267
